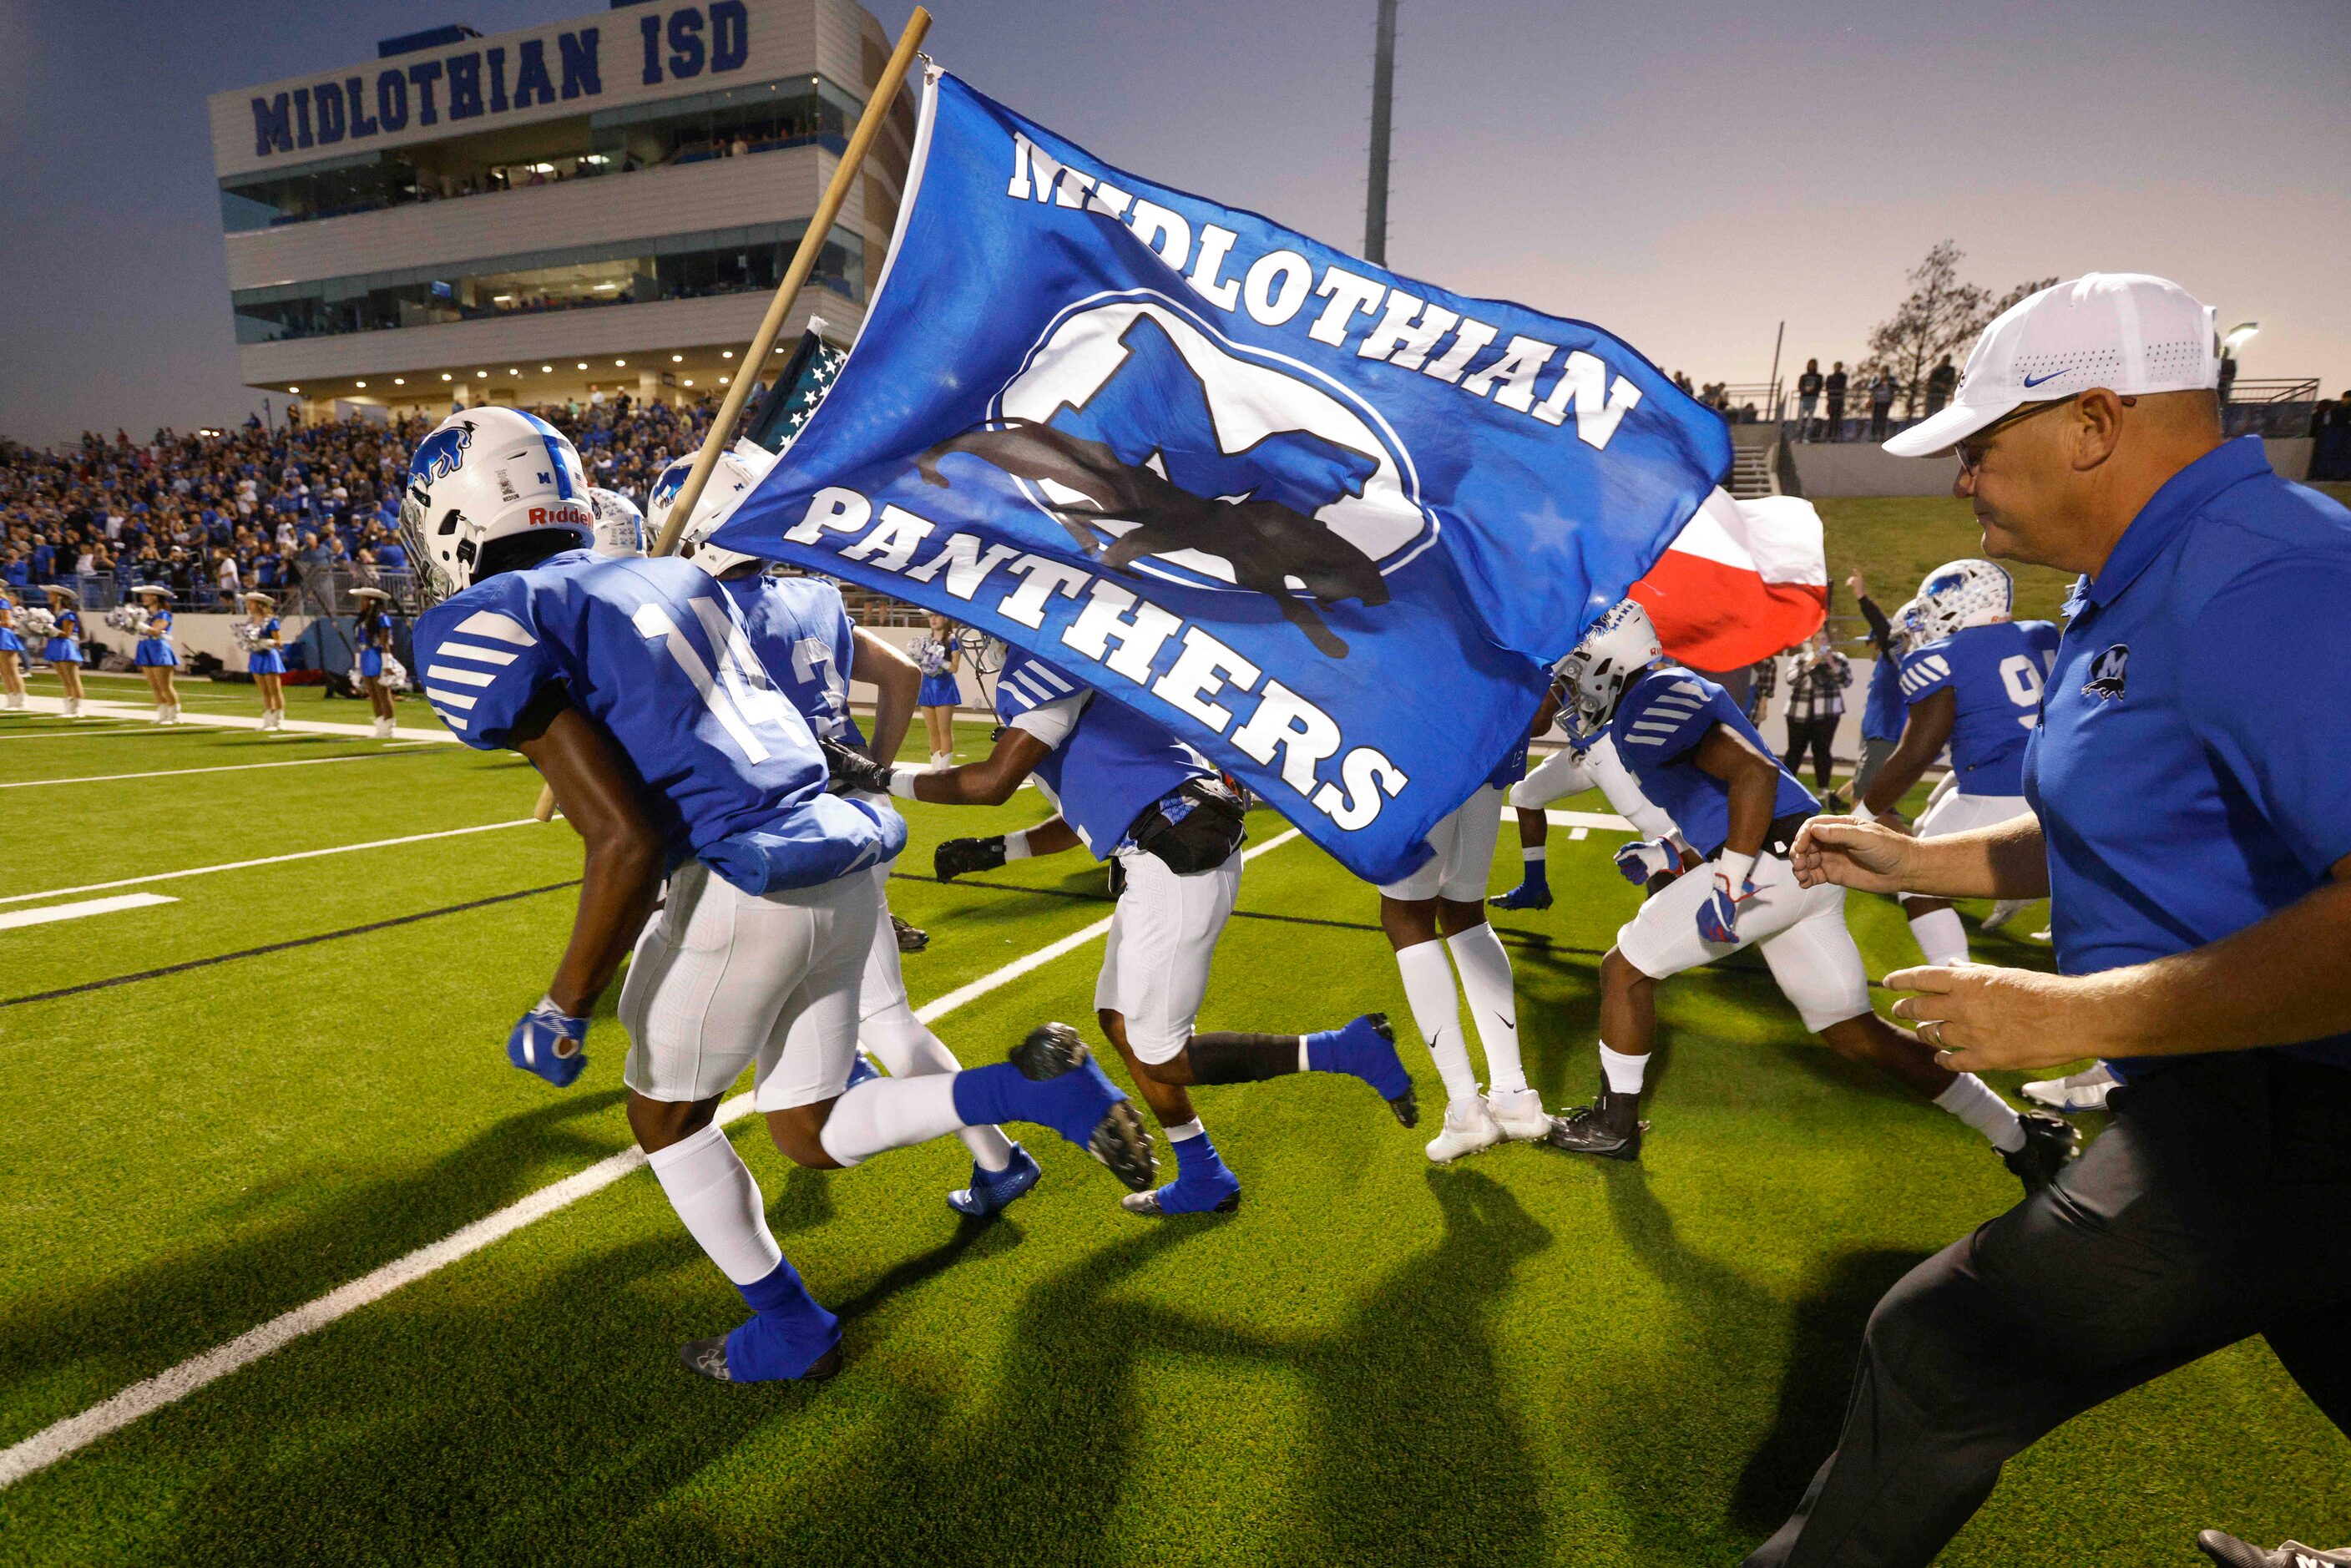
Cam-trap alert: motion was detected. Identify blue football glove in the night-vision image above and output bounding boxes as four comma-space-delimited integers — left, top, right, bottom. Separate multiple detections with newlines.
1696, 863, 1759, 944
1614, 837, 1680, 886
508, 999, 589, 1087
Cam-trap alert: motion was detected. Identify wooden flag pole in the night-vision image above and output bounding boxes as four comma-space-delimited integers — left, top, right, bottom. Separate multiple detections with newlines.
532, 6, 933, 822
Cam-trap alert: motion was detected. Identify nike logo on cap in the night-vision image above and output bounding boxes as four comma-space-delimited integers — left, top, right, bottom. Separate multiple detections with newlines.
2021, 369, 2070, 387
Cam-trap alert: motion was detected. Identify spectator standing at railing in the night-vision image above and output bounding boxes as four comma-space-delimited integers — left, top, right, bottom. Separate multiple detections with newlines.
1925, 356, 1958, 417
214, 547, 240, 605
1824, 362, 1849, 441
1869, 371, 1898, 440
1797, 360, 1823, 440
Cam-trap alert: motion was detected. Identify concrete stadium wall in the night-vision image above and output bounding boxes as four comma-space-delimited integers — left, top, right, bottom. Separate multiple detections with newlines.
71, 613, 317, 674
1788, 435, 2312, 498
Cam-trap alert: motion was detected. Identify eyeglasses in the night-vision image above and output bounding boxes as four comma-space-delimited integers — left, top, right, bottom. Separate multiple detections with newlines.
1954, 394, 2135, 476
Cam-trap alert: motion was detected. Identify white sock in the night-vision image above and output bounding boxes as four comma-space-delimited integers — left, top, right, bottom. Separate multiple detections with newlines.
1447, 923, 1526, 1095
645, 1121, 784, 1286
817, 1074, 967, 1166
1003, 828, 1033, 862
860, 1003, 1014, 1171
1934, 1072, 2026, 1152
1600, 1042, 1651, 1095
1905, 904, 1971, 968
1395, 938, 1479, 1102
1523, 845, 1546, 864
1161, 1117, 1206, 1143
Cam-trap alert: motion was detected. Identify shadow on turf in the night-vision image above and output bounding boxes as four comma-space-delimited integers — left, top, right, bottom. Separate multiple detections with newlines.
0, 1091, 632, 1444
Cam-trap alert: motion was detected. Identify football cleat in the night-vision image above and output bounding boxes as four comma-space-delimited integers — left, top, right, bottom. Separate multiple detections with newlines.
2001, 1110, 2080, 1195
1486, 1086, 1554, 1141
1982, 898, 2033, 933
1425, 1096, 1504, 1164
948, 1143, 1042, 1217
2022, 1062, 2116, 1113
1305, 1013, 1418, 1128
679, 1337, 842, 1384
1009, 1023, 1156, 1192
1489, 879, 1553, 910
2197, 1530, 2351, 1568
892, 913, 928, 953
844, 1051, 881, 1090
1542, 1090, 1646, 1161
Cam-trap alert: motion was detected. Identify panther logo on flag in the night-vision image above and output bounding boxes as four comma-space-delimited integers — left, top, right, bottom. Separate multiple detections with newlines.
914, 294, 1433, 657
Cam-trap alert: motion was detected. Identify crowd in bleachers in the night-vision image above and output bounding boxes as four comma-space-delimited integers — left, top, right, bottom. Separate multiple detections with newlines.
0, 396, 720, 614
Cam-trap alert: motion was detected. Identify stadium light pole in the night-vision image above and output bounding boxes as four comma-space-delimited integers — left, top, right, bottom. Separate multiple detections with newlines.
1363, 0, 1398, 266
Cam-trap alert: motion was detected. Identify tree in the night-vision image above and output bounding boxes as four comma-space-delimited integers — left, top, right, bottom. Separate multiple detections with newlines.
1867, 242, 2056, 416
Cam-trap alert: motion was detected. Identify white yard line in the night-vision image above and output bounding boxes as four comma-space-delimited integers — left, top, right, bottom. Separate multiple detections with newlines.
0, 727, 151, 741
0, 820, 539, 907
0, 893, 177, 932
0, 753, 410, 791
0, 828, 1303, 1487
13, 694, 453, 743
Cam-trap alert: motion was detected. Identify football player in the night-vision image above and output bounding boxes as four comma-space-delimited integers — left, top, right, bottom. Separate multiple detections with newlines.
402, 407, 1153, 1383
653, 448, 1039, 1219
1539, 599, 2075, 1191
827, 645, 1418, 1217
1490, 676, 1685, 910
1856, 559, 2060, 959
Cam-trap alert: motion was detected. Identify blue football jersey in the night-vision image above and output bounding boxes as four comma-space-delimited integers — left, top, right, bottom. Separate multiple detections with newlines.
415, 550, 900, 893
1862, 653, 1907, 742
993, 648, 1213, 859
719, 572, 866, 750
1898, 620, 2060, 794
1607, 664, 1817, 857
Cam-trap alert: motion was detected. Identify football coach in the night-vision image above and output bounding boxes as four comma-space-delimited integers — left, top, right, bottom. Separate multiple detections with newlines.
1747, 273, 2351, 1566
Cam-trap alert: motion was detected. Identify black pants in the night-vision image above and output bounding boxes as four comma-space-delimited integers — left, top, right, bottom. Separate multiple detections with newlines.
1824, 397, 1845, 438
1782, 716, 1838, 789
1745, 1053, 2351, 1567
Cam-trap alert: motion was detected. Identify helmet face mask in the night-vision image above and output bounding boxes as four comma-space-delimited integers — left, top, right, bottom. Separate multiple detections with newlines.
649, 441, 778, 579
399, 408, 594, 607
1913, 559, 2014, 642
1560, 599, 1664, 742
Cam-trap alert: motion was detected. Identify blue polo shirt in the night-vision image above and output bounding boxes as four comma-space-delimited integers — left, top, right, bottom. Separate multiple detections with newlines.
2024, 438, 2351, 1079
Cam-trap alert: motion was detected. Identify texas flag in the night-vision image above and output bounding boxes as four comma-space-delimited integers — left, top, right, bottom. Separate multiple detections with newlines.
1629, 488, 1828, 670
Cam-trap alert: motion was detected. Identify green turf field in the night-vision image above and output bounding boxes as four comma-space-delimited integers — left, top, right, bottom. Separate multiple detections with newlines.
2, 672, 2344, 1566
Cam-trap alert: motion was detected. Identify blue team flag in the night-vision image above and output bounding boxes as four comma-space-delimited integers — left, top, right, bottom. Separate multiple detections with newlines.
715, 70, 1732, 883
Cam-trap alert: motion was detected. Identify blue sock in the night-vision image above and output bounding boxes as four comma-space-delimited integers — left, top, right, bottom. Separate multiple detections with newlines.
951, 1058, 1116, 1146
1157, 1130, 1240, 1211
1522, 858, 1550, 892
723, 1257, 840, 1381
1306, 1015, 1412, 1101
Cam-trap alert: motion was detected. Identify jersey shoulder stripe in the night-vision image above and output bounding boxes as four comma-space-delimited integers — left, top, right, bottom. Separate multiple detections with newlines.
454, 609, 536, 647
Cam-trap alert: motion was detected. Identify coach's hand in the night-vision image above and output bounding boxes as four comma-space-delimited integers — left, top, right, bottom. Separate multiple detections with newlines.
1888, 964, 2116, 1073
1791, 816, 1916, 893
820, 737, 895, 797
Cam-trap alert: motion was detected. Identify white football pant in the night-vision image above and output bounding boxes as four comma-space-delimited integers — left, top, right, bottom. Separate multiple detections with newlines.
1378, 784, 1505, 903
1615, 853, 1873, 1033
1095, 847, 1241, 1065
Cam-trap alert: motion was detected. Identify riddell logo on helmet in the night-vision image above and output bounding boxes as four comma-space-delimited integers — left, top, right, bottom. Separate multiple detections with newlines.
529, 503, 593, 528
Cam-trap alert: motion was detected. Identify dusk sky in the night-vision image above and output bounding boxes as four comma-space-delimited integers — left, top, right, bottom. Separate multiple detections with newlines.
2, 0, 2343, 448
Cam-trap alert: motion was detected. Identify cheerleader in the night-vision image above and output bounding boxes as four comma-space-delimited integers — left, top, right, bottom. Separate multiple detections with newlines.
241, 590, 289, 731
351, 586, 398, 738
133, 585, 182, 723
44, 587, 86, 718
913, 611, 962, 769
0, 590, 25, 711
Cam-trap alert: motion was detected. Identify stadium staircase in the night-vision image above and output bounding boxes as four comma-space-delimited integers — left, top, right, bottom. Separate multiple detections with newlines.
1728, 443, 1777, 498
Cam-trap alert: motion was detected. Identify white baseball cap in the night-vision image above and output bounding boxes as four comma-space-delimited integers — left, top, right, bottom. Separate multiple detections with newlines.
1884, 273, 2218, 457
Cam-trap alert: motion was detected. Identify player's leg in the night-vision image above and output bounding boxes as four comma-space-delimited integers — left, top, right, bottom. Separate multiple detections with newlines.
141, 663, 165, 720
1494, 748, 1591, 909
616, 866, 840, 1383
1546, 856, 1814, 1160
756, 873, 1155, 1191
1898, 787, 1976, 965
1759, 887, 2076, 1194
159, 665, 179, 722
1376, 800, 1497, 1156
1432, 787, 1547, 1141
1, 649, 22, 705
853, 867, 1034, 1216
58, 660, 82, 711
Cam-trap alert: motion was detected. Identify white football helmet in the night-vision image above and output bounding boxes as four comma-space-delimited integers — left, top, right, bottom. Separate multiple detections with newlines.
1559, 599, 1665, 741
1914, 559, 2013, 642
397, 407, 594, 604
587, 488, 645, 558
647, 441, 777, 578
1889, 596, 1927, 651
